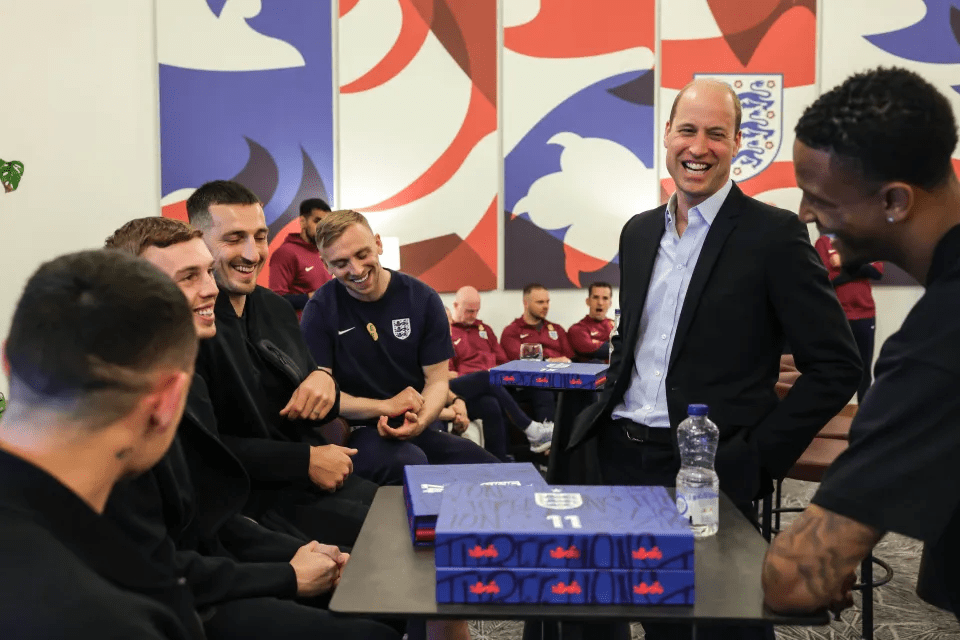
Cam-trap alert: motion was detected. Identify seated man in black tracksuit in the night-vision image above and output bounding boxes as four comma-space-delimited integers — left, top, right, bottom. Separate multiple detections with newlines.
186, 181, 377, 548
103, 217, 399, 640
1, 249, 203, 640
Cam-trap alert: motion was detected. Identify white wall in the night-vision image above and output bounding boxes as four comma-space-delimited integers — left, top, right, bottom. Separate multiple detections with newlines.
0, 1, 922, 396
0, 0, 161, 395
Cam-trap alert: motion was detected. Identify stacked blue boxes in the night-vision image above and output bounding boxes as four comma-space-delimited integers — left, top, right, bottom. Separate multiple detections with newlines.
434, 484, 695, 605
402, 463, 547, 547
489, 361, 608, 390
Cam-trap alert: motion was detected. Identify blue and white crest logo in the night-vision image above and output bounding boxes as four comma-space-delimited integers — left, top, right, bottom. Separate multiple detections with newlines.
695, 73, 783, 182
392, 318, 411, 340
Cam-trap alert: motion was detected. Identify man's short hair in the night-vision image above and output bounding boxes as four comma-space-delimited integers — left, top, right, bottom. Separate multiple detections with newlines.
315, 209, 373, 250
299, 198, 332, 216
669, 79, 743, 131
104, 217, 201, 256
5, 250, 198, 427
522, 283, 547, 297
795, 67, 958, 190
587, 281, 613, 296
186, 180, 261, 231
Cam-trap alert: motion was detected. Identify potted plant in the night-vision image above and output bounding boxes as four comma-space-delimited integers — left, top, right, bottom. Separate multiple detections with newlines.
1, 159, 25, 193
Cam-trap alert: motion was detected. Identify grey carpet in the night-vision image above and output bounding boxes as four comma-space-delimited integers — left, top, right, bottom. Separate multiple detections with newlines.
466, 479, 960, 639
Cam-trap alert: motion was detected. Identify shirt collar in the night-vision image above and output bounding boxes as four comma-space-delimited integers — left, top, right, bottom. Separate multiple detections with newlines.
927, 222, 960, 285
665, 179, 734, 229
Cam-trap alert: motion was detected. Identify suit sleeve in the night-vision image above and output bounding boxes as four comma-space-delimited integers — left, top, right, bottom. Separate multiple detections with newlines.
753, 215, 862, 479
500, 324, 521, 360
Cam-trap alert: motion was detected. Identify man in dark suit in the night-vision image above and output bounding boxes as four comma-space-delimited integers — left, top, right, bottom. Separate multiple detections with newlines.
564, 78, 861, 640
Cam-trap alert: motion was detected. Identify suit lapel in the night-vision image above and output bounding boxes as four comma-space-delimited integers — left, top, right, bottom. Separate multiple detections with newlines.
668, 184, 745, 371
616, 210, 664, 396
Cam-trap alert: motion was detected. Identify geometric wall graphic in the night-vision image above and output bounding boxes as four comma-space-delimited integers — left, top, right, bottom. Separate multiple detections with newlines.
821, 0, 960, 285
338, 0, 498, 292
659, 0, 818, 219
503, 0, 657, 289
157, 0, 335, 288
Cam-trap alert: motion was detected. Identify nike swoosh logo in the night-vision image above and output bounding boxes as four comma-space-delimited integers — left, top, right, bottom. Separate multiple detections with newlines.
519, 333, 530, 339
338, 327, 355, 335
454, 338, 461, 345
305, 266, 315, 272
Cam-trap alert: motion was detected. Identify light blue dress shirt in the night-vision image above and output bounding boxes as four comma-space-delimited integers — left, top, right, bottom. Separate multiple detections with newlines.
612, 180, 734, 428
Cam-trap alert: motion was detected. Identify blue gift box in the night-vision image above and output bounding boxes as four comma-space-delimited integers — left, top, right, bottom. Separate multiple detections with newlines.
434, 484, 694, 570
489, 361, 608, 390
403, 463, 546, 547
436, 567, 694, 605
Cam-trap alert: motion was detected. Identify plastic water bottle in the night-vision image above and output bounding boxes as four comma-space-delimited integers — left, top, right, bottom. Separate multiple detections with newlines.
608, 309, 621, 363
675, 404, 719, 538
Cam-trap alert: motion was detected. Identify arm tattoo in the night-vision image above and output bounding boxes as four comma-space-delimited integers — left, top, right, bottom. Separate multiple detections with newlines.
763, 504, 882, 611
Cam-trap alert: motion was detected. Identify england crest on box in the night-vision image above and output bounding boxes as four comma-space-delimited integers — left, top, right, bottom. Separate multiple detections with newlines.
695, 73, 783, 182
393, 318, 411, 340
535, 489, 583, 510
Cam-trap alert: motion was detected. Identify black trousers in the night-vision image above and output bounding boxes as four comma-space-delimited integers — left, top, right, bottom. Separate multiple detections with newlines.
257, 473, 377, 550
206, 596, 401, 640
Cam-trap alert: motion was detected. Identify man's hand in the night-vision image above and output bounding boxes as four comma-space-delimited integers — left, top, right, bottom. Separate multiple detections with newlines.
377, 412, 425, 440
311, 544, 351, 588
762, 504, 881, 615
380, 386, 424, 419
280, 370, 337, 421
547, 356, 571, 363
450, 397, 469, 434
289, 541, 340, 596
308, 444, 356, 491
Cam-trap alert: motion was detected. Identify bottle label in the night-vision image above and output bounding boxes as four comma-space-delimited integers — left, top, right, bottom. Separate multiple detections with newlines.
676, 489, 718, 527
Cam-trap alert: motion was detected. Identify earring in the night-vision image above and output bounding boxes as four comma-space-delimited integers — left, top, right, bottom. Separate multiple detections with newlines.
887, 217, 895, 223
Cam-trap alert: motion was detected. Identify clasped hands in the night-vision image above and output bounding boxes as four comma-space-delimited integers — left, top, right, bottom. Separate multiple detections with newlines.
376, 386, 428, 440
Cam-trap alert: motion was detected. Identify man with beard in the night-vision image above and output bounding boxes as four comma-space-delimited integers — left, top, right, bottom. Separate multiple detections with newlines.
301, 210, 498, 487
764, 67, 960, 623
186, 180, 377, 549
568, 281, 616, 362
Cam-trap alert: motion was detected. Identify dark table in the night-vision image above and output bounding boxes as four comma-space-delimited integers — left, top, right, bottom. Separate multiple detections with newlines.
329, 486, 828, 626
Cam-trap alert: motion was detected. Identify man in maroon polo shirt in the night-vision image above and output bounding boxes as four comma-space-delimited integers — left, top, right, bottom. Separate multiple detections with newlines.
499, 284, 573, 423
500, 283, 574, 362
268, 198, 333, 315
449, 285, 507, 375
568, 281, 615, 362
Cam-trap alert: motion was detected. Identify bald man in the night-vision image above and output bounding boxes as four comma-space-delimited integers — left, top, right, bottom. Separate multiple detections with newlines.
448, 286, 507, 375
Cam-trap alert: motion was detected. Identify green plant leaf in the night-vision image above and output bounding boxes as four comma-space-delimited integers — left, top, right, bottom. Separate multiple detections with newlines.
1, 160, 24, 192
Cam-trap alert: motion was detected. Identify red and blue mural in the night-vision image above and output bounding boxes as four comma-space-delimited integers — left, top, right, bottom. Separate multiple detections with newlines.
158, 0, 334, 287
503, 0, 657, 289
338, 0, 497, 292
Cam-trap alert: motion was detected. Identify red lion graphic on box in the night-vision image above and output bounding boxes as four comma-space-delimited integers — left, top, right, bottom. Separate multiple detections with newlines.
468, 544, 498, 558
551, 581, 582, 595
549, 545, 581, 559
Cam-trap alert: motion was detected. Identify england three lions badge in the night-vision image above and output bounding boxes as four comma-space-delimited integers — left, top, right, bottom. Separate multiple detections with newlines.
392, 318, 412, 340
695, 73, 783, 182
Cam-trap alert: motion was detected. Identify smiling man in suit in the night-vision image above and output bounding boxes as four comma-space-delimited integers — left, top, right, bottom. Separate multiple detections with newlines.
566, 78, 861, 640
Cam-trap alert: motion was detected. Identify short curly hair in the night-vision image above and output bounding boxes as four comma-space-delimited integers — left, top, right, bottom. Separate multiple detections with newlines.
795, 67, 957, 190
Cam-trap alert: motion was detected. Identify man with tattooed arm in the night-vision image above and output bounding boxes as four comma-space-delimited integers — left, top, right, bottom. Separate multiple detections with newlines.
763, 67, 960, 621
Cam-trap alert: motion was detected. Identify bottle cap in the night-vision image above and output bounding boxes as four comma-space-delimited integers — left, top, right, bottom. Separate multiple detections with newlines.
687, 404, 708, 416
